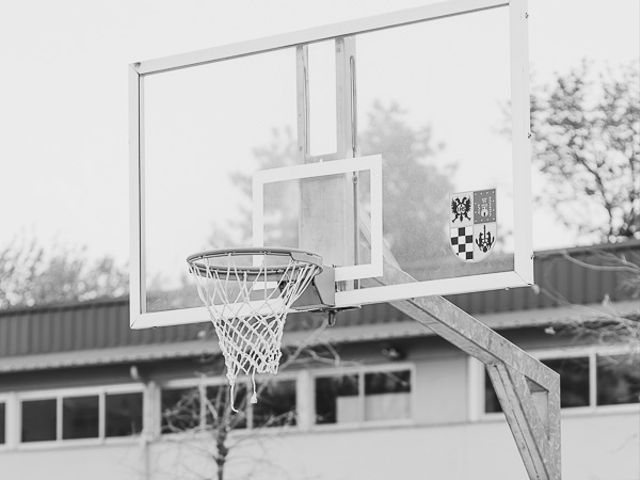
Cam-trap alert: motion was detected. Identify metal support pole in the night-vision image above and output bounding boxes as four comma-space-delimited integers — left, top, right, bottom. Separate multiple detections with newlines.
365, 260, 561, 480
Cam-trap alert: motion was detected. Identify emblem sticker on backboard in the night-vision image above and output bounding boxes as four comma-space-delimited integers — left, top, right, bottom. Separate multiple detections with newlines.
449, 189, 497, 262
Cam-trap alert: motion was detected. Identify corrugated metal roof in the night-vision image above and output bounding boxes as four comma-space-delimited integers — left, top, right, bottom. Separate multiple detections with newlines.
447, 240, 640, 313
2, 299, 637, 373
1, 241, 638, 362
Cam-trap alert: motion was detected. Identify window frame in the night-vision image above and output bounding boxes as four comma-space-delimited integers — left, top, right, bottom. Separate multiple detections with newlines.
471, 344, 640, 422
159, 372, 300, 436
310, 362, 416, 431
14, 384, 144, 449
0, 393, 9, 450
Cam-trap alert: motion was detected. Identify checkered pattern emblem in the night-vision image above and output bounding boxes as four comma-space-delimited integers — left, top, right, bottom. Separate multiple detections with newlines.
449, 189, 497, 263
450, 226, 474, 260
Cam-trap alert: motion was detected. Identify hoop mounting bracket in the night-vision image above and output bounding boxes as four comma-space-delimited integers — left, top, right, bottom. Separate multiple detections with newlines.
291, 265, 335, 311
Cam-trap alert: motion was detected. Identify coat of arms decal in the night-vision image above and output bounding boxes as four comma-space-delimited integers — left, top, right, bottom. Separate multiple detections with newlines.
449, 189, 497, 262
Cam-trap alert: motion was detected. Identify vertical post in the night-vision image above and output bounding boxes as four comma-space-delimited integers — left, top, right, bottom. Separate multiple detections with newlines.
296, 370, 313, 431
143, 381, 159, 439
142, 381, 158, 480
296, 46, 310, 162
510, 0, 533, 283
336, 37, 360, 282
98, 390, 106, 439
297, 38, 357, 279
129, 64, 145, 325
335, 36, 357, 158
6, 393, 18, 448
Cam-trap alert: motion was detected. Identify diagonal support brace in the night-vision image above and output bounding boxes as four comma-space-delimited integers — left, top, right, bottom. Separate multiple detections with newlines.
488, 363, 561, 479
364, 262, 561, 480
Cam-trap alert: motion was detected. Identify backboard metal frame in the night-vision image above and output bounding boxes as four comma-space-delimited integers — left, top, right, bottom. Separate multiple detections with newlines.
130, 0, 532, 329
252, 155, 383, 282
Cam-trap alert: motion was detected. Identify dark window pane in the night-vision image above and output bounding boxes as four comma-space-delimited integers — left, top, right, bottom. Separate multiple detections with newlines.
253, 380, 297, 428
485, 357, 591, 413
315, 374, 359, 425
484, 372, 502, 413
106, 393, 143, 437
63, 396, 99, 439
364, 370, 411, 394
0, 403, 5, 444
161, 387, 200, 433
205, 385, 247, 429
543, 357, 590, 408
22, 399, 57, 442
364, 370, 412, 421
597, 355, 640, 406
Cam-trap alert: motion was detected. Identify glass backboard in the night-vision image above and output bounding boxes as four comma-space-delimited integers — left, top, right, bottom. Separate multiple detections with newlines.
130, 0, 532, 328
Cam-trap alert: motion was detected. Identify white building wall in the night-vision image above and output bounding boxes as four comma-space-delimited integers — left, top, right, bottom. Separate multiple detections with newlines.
414, 354, 468, 424
1, 411, 637, 480
0, 441, 148, 480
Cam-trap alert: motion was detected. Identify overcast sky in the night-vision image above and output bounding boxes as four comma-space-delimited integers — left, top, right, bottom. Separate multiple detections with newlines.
1, 0, 638, 267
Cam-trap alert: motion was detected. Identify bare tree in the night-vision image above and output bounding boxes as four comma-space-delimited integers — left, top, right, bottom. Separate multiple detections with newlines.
504, 61, 640, 417
529, 59, 639, 243
0, 234, 128, 309
159, 322, 352, 480
522, 59, 640, 346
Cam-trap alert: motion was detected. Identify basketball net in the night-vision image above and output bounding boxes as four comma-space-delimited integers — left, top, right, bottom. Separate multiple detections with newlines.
189, 253, 321, 410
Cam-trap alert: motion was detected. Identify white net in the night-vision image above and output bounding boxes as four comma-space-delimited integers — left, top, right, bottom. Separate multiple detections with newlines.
188, 251, 321, 408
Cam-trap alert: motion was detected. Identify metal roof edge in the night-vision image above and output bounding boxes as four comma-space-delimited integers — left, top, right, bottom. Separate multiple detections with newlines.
0, 296, 129, 317
1, 300, 636, 374
533, 239, 640, 258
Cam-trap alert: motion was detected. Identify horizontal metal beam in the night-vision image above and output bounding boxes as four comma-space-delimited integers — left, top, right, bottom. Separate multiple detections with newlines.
133, 0, 507, 75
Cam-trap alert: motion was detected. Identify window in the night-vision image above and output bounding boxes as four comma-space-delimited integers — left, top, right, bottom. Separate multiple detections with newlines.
205, 384, 247, 430
483, 373, 501, 413
253, 380, 296, 428
315, 374, 359, 424
22, 399, 57, 442
364, 370, 412, 421
0, 402, 5, 445
63, 396, 99, 439
484, 356, 590, 413
543, 357, 590, 408
483, 350, 640, 415
161, 387, 200, 434
314, 368, 412, 425
106, 393, 143, 437
161, 378, 298, 433
597, 354, 640, 406
19, 387, 143, 444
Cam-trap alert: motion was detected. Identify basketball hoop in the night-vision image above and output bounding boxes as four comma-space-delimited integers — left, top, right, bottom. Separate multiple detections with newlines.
187, 247, 324, 408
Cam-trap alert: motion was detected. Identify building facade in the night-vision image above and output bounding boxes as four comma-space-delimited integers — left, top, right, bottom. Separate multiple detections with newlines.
0, 242, 639, 479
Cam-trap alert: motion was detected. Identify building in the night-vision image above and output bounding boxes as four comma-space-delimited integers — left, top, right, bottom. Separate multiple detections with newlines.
0, 241, 638, 479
